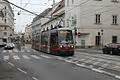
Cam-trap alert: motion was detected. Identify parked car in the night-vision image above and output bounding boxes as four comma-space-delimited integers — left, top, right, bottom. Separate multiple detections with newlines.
0, 42, 6, 47
4, 43, 15, 50
102, 43, 120, 55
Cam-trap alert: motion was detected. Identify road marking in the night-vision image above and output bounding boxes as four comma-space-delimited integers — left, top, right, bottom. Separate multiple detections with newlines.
32, 77, 39, 80
80, 59, 86, 61
76, 63, 86, 67
41, 55, 51, 59
92, 68, 104, 73
65, 60, 72, 63
13, 49, 18, 52
3, 56, 9, 60
115, 75, 120, 79
13, 55, 20, 60
17, 68, 27, 74
93, 62, 100, 65
27, 50, 30, 52
8, 50, 12, 53
8, 62, 15, 67
22, 55, 30, 59
89, 65, 93, 68
3, 50, 7, 53
101, 63, 109, 68
31, 55, 41, 59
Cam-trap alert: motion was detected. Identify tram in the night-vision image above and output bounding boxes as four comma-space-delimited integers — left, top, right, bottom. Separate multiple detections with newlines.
32, 28, 74, 56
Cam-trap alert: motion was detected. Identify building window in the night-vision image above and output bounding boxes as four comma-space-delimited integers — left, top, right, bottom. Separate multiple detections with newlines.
4, 18, 6, 23
4, 27, 7, 30
67, 19, 69, 27
112, 36, 117, 43
111, 0, 119, 2
112, 15, 118, 25
95, 14, 101, 24
95, 0, 102, 1
4, 32, 7, 36
67, 0, 69, 6
71, 16, 77, 27
72, 0, 74, 4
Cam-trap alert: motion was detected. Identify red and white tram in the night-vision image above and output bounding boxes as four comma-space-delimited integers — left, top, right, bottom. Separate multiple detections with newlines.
32, 28, 74, 56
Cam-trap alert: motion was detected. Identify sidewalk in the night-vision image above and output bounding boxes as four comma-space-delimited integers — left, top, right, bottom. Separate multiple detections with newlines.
75, 48, 103, 54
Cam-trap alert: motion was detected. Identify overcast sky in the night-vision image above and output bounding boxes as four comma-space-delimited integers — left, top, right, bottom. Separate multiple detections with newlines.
11, 0, 60, 33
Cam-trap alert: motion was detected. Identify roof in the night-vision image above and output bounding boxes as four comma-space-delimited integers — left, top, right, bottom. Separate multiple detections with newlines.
52, 0, 65, 15
33, 8, 52, 22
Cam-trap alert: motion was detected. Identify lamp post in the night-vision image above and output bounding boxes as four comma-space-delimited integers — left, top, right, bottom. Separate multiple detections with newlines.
74, 27, 77, 45
101, 29, 104, 48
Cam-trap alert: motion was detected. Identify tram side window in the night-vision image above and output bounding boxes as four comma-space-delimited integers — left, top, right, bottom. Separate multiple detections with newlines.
50, 34, 58, 46
41, 35, 48, 45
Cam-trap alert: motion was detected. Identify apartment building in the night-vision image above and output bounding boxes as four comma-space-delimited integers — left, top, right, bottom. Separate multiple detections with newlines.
0, 0, 14, 43
65, 0, 120, 48
32, 0, 65, 44
24, 24, 32, 44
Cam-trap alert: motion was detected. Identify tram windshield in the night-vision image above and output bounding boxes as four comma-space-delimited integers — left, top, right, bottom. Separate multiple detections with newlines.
59, 30, 74, 44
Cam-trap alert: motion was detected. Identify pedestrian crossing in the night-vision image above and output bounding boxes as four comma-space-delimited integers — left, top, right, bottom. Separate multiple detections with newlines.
2, 49, 37, 53
3, 54, 41, 61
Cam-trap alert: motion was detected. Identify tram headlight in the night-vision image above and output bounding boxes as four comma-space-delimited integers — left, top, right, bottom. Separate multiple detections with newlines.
71, 45, 74, 48
60, 45, 63, 48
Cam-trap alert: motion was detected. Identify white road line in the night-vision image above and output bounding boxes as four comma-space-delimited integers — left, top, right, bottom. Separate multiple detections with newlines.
92, 68, 104, 73
13, 55, 20, 60
22, 55, 30, 59
41, 55, 51, 59
101, 63, 109, 68
31, 55, 41, 59
76, 63, 86, 67
93, 62, 100, 65
3, 50, 7, 53
115, 75, 120, 79
8, 62, 15, 67
27, 50, 30, 52
8, 50, 12, 53
13, 49, 18, 52
32, 77, 39, 80
65, 60, 72, 63
80, 59, 86, 61
89, 65, 93, 68
3, 56, 9, 60
17, 68, 27, 74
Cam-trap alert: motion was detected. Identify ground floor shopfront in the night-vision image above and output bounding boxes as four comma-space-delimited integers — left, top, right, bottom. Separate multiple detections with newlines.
75, 28, 120, 48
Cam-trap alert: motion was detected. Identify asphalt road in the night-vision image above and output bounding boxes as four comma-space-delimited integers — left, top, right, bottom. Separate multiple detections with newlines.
0, 47, 119, 80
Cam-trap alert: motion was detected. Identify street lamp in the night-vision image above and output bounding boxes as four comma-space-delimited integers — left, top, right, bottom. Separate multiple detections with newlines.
101, 29, 104, 48
74, 27, 77, 44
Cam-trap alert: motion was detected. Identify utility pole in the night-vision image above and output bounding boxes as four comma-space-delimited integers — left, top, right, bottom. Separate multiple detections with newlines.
3, 0, 38, 16
53, 0, 55, 5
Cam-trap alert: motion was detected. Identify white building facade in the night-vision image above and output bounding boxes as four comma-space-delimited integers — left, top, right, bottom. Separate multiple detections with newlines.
65, 0, 120, 48
32, 0, 65, 42
25, 24, 32, 44
0, 0, 14, 43
40, 0, 65, 32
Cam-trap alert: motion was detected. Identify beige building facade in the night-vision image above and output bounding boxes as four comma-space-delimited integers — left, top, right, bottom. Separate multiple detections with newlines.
25, 24, 32, 44
0, 0, 14, 43
65, 0, 120, 48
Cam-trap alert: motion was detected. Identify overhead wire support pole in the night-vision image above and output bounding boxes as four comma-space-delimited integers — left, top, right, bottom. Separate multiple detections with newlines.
3, 0, 39, 16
